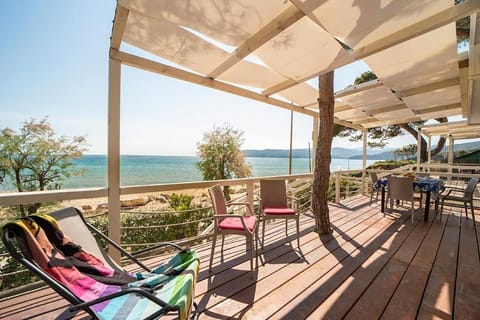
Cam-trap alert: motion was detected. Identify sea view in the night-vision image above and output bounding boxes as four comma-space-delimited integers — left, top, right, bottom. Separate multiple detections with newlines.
48, 155, 377, 189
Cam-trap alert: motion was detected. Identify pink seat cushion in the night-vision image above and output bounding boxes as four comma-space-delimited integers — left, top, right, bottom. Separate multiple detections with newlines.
263, 207, 296, 215
218, 216, 257, 231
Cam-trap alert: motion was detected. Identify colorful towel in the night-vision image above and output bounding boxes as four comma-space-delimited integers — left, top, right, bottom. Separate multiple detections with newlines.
6, 216, 199, 320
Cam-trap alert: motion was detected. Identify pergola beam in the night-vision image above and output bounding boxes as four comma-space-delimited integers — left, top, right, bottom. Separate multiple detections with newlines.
395, 78, 460, 98
263, 0, 480, 96
111, 49, 318, 117
110, 5, 129, 50
208, 5, 305, 78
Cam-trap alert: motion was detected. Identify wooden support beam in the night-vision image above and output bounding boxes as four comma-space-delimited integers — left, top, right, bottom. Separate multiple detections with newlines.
208, 5, 304, 78
414, 103, 461, 115
262, 0, 480, 96
110, 5, 129, 50
334, 79, 383, 98
111, 50, 317, 117
395, 78, 460, 98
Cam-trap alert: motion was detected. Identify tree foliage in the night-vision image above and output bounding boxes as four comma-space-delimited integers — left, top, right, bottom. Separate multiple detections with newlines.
393, 144, 417, 160
196, 124, 251, 198
0, 118, 87, 215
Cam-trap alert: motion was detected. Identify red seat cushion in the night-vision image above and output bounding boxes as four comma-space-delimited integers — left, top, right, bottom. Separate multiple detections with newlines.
263, 207, 296, 215
218, 216, 257, 231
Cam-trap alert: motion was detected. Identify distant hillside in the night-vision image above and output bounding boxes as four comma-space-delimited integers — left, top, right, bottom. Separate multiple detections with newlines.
244, 140, 480, 160
243, 147, 394, 159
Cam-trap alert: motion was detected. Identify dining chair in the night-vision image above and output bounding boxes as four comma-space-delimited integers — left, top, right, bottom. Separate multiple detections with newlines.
208, 185, 258, 276
259, 179, 300, 249
439, 177, 479, 222
387, 176, 422, 223
369, 172, 382, 205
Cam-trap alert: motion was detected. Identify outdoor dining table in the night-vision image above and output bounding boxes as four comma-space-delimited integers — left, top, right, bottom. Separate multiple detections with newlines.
374, 176, 445, 222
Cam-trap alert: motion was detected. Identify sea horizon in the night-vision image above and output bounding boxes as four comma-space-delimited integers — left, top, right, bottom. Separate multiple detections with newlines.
0, 154, 377, 191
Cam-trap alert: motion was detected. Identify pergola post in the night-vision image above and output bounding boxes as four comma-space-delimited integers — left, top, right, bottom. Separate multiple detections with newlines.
417, 128, 422, 169
448, 135, 454, 182
362, 129, 367, 194
427, 135, 432, 171
108, 58, 122, 262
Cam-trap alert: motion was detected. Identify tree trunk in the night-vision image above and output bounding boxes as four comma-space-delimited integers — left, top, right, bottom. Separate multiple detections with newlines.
400, 117, 447, 162
312, 71, 334, 235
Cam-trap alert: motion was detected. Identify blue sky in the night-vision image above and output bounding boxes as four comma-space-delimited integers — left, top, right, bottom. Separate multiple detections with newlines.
0, 1, 418, 156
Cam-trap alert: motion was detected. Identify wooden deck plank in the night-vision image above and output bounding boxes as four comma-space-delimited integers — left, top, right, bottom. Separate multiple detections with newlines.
454, 214, 480, 319
223, 208, 391, 319
382, 214, 457, 320
416, 214, 460, 319
343, 209, 440, 320
304, 212, 419, 319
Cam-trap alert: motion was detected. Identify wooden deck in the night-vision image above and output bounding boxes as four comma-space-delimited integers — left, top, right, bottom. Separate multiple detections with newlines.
1, 195, 479, 319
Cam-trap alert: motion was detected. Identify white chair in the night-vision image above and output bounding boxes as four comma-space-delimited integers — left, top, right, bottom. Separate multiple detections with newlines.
387, 176, 422, 223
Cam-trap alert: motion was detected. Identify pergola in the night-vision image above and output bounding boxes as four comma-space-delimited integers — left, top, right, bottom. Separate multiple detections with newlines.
106, 0, 480, 256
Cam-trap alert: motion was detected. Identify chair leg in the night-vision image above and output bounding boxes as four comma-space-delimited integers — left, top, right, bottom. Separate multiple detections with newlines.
296, 217, 300, 249
370, 192, 373, 205
464, 202, 468, 220
262, 219, 266, 250
439, 200, 445, 221
249, 234, 254, 277
470, 201, 476, 223
209, 233, 217, 273
285, 219, 288, 237
221, 235, 225, 261
411, 202, 414, 224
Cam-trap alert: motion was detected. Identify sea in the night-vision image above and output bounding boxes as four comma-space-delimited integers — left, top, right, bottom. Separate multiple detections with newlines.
0, 155, 377, 190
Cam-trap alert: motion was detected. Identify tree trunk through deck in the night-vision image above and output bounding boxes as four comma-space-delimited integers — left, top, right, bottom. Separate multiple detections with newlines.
312, 71, 334, 235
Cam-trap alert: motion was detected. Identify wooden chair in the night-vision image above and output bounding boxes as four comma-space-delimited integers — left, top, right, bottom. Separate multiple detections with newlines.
439, 177, 479, 222
259, 179, 300, 249
208, 185, 258, 276
387, 176, 422, 223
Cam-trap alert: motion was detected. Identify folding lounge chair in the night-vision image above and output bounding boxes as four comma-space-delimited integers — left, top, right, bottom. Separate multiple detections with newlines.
1, 207, 200, 320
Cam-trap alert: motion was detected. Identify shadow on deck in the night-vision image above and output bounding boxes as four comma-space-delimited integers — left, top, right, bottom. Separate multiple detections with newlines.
1, 195, 479, 319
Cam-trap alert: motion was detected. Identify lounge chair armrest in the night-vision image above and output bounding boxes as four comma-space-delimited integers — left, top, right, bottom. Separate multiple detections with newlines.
70, 287, 172, 312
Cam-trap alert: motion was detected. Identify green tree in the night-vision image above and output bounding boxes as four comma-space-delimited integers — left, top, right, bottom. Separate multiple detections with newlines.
196, 124, 252, 199
0, 118, 87, 215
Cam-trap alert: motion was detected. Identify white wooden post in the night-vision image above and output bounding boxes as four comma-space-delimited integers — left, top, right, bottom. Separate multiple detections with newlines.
427, 135, 432, 172
335, 171, 341, 203
417, 129, 422, 170
362, 129, 367, 194
108, 58, 122, 262
448, 135, 454, 183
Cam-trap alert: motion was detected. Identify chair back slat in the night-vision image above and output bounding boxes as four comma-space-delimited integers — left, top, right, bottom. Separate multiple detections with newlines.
464, 177, 479, 198
260, 179, 288, 208
388, 176, 413, 201
370, 172, 378, 184
208, 185, 228, 215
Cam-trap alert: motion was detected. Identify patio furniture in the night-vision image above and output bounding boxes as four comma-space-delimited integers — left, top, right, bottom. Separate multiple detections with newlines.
208, 185, 258, 276
379, 176, 444, 221
369, 172, 382, 205
1, 207, 200, 320
439, 177, 479, 222
387, 176, 422, 223
259, 179, 300, 249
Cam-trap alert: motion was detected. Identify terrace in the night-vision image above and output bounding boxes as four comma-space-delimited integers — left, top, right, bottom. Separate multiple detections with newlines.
1, 0, 480, 319
1, 187, 479, 319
